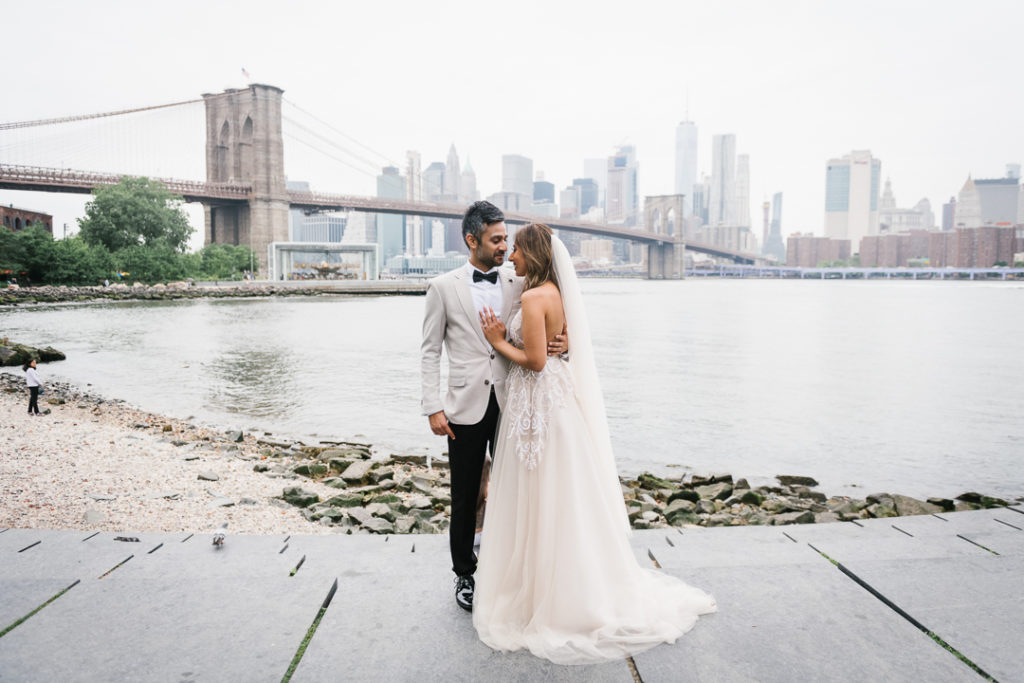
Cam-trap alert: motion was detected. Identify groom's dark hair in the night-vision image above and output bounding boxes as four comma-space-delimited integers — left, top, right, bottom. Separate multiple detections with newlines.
462, 201, 505, 249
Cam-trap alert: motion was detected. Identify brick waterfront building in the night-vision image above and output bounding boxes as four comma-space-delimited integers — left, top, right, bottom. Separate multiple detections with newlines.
786, 234, 851, 267
860, 227, 1018, 267
1, 205, 53, 234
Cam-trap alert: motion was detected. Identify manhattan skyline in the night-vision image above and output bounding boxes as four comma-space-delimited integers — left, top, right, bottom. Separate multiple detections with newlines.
1, 0, 1021, 250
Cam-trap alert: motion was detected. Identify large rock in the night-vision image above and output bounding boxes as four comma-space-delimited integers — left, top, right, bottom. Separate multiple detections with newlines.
690, 473, 733, 486
776, 475, 819, 487
362, 517, 395, 534
294, 463, 328, 477
347, 507, 373, 525
664, 499, 698, 525
927, 497, 956, 512
282, 487, 319, 508
341, 460, 374, 484
365, 502, 396, 523
637, 472, 676, 491
891, 494, 941, 516
325, 492, 365, 508
772, 510, 816, 525
667, 488, 700, 504
695, 482, 733, 501
38, 346, 66, 362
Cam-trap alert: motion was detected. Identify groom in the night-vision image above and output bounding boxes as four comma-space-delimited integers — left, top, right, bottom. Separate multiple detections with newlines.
421, 201, 564, 612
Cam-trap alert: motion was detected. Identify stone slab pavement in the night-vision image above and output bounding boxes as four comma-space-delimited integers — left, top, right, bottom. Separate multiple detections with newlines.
0, 509, 1016, 682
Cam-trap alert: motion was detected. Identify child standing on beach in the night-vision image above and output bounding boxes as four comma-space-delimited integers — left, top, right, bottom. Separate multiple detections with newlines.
23, 359, 42, 416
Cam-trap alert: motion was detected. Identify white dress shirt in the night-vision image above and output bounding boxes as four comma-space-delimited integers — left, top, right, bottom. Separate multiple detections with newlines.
465, 261, 504, 324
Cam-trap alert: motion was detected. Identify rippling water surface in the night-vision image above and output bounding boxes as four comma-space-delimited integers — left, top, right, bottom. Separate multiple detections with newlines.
3, 279, 1022, 500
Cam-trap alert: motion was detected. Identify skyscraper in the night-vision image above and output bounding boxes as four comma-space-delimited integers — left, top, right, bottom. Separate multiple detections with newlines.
460, 159, 478, 203
606, 144, 638, 226
709, 134, 736, 226
445, 144, 461, 199
584, 158, 607, 209
735, 153, 750, 228
376, 166, 405, 267
674, 120, 698, 215
572, 178, 599, 215
764, 192, 786, 262
502, 154, 533, 200
824, 150, 882, 252
406, 151, 423, 256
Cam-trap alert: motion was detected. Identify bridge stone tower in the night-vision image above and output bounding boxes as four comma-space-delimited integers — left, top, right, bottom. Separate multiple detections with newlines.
644, 194, 687, 279
202, 84, 289, 274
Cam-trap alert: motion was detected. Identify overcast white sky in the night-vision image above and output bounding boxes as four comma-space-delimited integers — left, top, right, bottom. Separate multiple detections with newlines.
2, 0, 1021, 250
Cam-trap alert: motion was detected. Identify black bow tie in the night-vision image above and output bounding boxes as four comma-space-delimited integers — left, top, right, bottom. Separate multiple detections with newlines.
473, 270, 499, 284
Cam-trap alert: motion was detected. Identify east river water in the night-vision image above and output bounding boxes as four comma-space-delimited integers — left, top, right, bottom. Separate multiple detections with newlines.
2, 279, 1022, 501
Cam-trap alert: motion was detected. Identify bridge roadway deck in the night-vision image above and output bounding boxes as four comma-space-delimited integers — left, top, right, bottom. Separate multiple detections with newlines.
0, 507, 1018, 682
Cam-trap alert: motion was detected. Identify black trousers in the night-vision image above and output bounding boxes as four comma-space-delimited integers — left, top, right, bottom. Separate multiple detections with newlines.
28, 386, 40, 414
447, 389, 500, 577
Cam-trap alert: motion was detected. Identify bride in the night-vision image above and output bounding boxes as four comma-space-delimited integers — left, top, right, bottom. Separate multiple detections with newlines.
473, 223, 717, 665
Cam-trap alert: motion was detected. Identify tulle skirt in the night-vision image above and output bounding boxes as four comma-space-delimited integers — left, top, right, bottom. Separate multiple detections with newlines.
472, 389, 717, 665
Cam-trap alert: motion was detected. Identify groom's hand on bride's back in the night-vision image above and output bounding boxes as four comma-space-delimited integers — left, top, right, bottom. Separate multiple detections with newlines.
429, 411, 456, 440
547, 322, 568, 357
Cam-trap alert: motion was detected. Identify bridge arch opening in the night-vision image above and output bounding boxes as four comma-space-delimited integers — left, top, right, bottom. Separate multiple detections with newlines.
666, 208, 676, 237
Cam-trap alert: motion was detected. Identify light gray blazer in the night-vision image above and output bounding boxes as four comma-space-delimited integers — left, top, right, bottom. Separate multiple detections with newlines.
421, 265, 524, 426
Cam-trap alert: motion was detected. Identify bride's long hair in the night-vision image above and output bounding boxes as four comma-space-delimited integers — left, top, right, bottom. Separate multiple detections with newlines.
514, 223, 559, 291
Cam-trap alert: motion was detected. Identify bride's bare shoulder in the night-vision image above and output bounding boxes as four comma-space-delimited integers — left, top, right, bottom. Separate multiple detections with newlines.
521, 282, 560, 305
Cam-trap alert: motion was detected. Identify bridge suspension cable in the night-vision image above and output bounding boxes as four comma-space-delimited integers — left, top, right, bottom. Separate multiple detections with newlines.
281, 98, 446, 198
0, 92, 233, 132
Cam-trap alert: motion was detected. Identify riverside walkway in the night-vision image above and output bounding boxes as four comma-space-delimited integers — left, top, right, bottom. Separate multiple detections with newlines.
0, 506, 1020, 682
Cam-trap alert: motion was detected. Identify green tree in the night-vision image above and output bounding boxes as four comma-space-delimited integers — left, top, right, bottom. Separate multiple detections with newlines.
48, 236, 116, 285
78, 177, 194, 253
10, 223, 55, 283
197, 243, 256, 279
113, 244, 192, 283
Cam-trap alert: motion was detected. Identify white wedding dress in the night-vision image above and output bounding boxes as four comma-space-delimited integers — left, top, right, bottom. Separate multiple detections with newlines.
472, 237, 717, 665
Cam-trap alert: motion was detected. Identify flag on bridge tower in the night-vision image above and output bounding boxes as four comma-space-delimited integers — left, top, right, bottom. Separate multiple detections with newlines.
241, 67, 251, 81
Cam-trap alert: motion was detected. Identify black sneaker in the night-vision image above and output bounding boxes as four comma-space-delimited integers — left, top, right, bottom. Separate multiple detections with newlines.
455, 574, 475, 612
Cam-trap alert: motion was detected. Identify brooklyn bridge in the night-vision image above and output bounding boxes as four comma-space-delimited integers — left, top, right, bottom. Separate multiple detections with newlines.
0, 84, 762, 278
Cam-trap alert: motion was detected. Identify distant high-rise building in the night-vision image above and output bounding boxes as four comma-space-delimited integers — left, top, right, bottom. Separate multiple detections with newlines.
942, 197, 956, 231
1006, 163, 1021, 181
974, 177, 1020, 225
954, 177, 982, 228
376, 166, 406, 267
406, 151, 423, 256
502, 154, 533, 199
877, 179, 935, 233
691, 174, 710, 228
606, 144, 638, 226
533, 178, 555, 203
674, 120, 698, 215
559, 186, 581, 218
735, 153, 750, 228
572, 178, 599, 215
824, 149, 882, 253
709, 134, 736, 226
764, 192, 786, 262
460, 159, 478, 203
584, 158, 607, 208
445, 144, 461, 199
486, 191, 530, 213
423, 162, 447, 201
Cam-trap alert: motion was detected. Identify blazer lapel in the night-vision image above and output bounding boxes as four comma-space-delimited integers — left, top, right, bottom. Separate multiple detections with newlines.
454, 270, 490, 349
499, 271, 517, 323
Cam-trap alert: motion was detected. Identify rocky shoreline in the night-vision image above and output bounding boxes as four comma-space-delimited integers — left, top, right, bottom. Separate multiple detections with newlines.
1, 372, 1017, 537
0, 282, 368, 306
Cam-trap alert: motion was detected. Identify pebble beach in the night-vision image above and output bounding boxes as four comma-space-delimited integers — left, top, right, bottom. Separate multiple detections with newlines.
0, 373, 338, 535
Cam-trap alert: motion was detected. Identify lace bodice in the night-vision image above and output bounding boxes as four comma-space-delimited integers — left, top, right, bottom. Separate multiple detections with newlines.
504, 310, 574, 470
